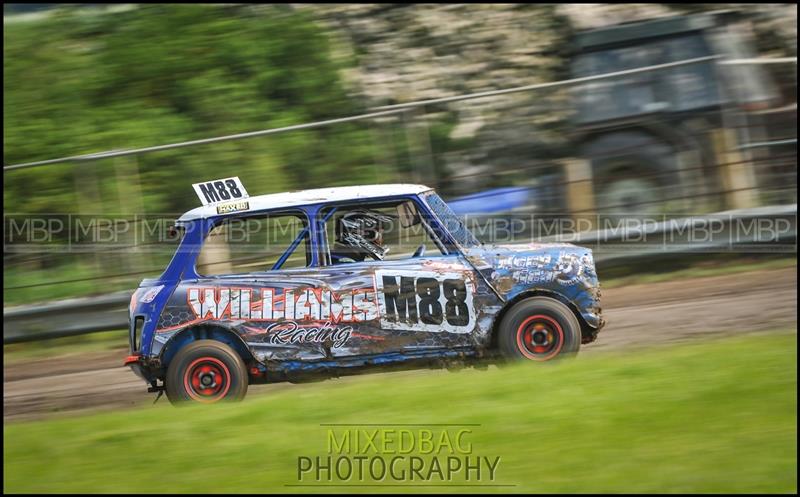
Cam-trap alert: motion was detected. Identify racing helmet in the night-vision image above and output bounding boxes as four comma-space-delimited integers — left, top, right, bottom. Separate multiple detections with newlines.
335, 209, 395, 261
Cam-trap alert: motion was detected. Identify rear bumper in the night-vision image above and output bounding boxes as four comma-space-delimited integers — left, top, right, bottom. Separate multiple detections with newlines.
124, 354, 160, 382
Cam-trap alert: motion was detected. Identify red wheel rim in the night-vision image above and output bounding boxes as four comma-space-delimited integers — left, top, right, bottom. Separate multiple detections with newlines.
516, 315, 564, 361
183, 357, 232, 403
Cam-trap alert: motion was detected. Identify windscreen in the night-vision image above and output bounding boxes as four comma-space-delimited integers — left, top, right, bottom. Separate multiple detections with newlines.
422, 191, 481, 249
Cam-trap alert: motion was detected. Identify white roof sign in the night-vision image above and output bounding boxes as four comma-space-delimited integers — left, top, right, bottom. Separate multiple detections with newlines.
178, 183, 432, 222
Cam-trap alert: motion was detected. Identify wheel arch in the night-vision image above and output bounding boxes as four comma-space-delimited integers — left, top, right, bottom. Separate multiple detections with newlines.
159, 324, 257, 372
489, 289, 593, 350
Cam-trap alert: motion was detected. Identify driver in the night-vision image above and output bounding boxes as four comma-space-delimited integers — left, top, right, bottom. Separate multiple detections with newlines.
332, 209, 395, 263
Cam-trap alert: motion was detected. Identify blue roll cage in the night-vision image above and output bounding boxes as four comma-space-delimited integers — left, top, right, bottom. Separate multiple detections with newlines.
163, 193, 463, 282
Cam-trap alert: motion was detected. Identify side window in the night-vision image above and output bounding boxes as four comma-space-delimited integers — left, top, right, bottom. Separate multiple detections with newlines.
323, 200, 445, 265
197, 212, 310, 275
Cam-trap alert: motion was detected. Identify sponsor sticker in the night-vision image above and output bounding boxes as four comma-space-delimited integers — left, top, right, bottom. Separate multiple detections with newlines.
216, 200, 250, 215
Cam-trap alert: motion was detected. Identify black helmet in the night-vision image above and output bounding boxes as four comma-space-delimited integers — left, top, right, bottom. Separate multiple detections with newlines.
335, 209, 395, 261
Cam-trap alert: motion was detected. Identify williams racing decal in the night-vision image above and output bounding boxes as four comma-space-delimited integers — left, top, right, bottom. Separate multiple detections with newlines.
157, 287, 379, 332
244, 321, 355, 348
375, 270, 476, 334
157, 270, 477, 336
187, 287, 378, 323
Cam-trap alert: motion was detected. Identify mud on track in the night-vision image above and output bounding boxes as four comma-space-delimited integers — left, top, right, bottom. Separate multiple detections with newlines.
4, 267, 797, 422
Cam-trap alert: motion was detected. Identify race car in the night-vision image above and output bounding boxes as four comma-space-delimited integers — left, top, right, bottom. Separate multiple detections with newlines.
125, 179, 604, 404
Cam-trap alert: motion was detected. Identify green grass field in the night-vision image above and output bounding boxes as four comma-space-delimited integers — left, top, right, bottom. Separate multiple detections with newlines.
599, 255, 796, 289
4, 332, 796, 493
2, 330, 128, 363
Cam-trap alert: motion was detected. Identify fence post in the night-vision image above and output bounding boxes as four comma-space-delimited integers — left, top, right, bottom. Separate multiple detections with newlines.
196, 224, 232, 275
73, 161, 105, 285
712, 128, 759, 210
676, 148, 707, 212
563, 157, 596, 230
113, 153, 145, 275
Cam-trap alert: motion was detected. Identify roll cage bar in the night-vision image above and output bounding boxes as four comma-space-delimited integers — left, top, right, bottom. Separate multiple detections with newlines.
166, 193, 464, 280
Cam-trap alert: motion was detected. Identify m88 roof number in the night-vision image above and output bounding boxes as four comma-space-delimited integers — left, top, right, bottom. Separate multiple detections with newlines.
192, 177, 249, 205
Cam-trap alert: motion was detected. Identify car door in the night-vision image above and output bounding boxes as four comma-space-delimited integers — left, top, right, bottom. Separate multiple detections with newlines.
314, 199, 482, 358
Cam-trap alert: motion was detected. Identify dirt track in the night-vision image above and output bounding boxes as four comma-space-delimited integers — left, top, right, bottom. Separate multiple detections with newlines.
4, 267, 797, 422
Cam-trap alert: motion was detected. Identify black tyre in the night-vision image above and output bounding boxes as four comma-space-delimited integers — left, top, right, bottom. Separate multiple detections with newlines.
497, 297, 581, 362
165, 340, 248, 405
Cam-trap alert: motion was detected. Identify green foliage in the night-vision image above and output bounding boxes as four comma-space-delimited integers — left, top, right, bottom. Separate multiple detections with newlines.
3, 332, 797, 493
4, 5, 403, 300
3, 4, 393, 216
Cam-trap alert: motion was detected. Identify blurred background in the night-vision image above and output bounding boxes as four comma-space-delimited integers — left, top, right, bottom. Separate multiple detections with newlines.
2, 5, 797, 493
3, 3, 797, 305
2, 3, 797, 417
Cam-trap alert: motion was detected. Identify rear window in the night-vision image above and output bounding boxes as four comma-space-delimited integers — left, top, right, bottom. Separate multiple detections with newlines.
197, 212, 310, 275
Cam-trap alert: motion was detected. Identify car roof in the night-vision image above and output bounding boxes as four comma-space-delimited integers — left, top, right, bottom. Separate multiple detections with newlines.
177, 183, 433, 222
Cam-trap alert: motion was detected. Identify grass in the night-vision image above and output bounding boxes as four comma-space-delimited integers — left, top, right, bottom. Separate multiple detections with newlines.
2, 330, 128, 363
600, 255, 796, 289
4, 332, 797, 493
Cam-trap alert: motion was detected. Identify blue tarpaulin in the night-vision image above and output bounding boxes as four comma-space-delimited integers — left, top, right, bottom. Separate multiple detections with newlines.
447, 186, 532, 214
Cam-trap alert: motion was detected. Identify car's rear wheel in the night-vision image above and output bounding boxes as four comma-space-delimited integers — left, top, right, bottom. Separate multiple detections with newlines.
165, 340, 248, 405
498, 297, 581, 362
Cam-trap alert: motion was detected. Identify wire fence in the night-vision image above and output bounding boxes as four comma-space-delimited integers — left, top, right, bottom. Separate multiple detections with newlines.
4, 54, 797, 305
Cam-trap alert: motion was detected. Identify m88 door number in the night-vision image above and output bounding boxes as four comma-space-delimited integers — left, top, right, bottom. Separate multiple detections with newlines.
376, 269, 476, 334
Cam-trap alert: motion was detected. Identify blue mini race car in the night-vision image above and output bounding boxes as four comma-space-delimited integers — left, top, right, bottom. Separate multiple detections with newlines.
125, 182, 604, 404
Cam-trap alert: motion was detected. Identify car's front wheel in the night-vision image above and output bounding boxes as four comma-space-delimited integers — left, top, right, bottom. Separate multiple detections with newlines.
165, 340, 248, 405
497, 297, 581, 362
